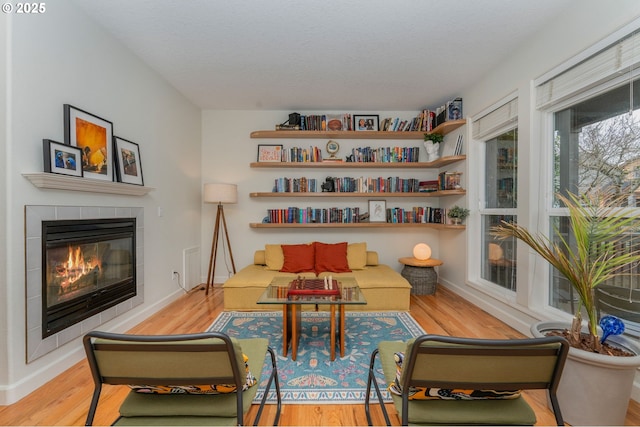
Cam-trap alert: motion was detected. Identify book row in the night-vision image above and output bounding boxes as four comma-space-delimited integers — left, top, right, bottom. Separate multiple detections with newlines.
265, 207, 362, 224
260, 145, 423, 163
281, 146, 323, 162
272, 176, 422, 193
438, 171, 463, 190
262, 206, 449, 224
386, 206, 445, 224
349, 146, 420, 163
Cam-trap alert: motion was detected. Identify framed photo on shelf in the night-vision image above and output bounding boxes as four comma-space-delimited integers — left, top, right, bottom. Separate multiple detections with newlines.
63, 104, 114, 181
43, 139, 83, 177
354, 114, 379, 131
257, 144, 283, 162
368, 199, 387, 222
113, 136, 144, 185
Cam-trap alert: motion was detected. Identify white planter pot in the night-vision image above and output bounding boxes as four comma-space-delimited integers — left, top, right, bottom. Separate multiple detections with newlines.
531, 321, 640, 426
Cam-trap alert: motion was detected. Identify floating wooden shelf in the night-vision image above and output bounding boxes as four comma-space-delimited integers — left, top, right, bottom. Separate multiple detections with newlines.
250, 155, 465, 169
249, 118, 467, 232
250, 222, 465, 229
250, 119, 466, 140
23, 173, 155, 196
250, 190, 466, 198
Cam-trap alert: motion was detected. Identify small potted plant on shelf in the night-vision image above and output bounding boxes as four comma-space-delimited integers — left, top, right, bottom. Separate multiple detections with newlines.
424, 133, 444, 162
447, 205, 469, 225
491, 191, 640, 426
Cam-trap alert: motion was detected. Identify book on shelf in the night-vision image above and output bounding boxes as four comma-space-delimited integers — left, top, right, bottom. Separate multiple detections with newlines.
275, 124, 301, 130
419, 180, 439, 192
438, 171, 463, 190
454, 134, 464, 155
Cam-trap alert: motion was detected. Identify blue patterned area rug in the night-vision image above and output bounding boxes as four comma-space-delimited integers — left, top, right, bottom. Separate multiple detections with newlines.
208, 311, 425, 404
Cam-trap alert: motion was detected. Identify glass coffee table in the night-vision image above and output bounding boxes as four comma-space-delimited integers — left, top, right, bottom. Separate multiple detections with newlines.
257, 276, 367, 361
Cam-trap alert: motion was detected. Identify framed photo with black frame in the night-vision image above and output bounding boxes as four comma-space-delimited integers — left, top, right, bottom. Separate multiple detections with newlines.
113, 136, 144, 185
354, 114, 379, 131
43, 139, 83, 177
63, 104, 114, 181
368, 199, 387, 222
257, 144, 283, 162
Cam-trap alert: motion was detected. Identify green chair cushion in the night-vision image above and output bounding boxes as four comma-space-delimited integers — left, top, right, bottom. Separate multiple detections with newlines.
377, 340, 536, 425
119, 338, 268, 418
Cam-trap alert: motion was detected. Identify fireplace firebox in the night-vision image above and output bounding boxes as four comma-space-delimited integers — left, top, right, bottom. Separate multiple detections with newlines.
42, 218, 136, 337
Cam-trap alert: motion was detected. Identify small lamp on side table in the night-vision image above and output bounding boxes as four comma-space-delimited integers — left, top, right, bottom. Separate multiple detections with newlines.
413, 243, 432, 260
204, 183, 237, 295
400, 243, 442, 295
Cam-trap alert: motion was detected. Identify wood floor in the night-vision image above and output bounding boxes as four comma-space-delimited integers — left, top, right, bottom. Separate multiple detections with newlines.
1, 285, 639, 426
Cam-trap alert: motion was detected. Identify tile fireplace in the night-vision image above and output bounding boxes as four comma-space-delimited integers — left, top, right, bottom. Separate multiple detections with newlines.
25, 206, 144, 362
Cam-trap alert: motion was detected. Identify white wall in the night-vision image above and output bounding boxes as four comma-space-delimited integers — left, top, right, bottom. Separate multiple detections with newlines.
0, 2, 202, 404
443, 0, 640, 400
201, 110, 454, 283
1, 11, 10, 403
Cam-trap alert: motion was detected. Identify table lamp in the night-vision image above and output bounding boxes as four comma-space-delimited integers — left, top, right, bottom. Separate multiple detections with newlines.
204, 183, 237, 295
413, 243, 432, 260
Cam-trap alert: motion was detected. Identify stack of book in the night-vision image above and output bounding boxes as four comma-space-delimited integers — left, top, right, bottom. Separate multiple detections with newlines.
386, 206, 445, 224
266, 207, 361, 224
281, 146, 323, 162
437, 171, 463, 190
350, 146, 420, 163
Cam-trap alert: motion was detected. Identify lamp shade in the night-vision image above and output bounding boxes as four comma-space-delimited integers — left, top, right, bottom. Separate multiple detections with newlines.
203, 183, 237, 204
413, 243, 432, 260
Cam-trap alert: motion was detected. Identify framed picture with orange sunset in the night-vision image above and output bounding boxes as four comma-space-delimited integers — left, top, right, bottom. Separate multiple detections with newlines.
64, 104, 114, 181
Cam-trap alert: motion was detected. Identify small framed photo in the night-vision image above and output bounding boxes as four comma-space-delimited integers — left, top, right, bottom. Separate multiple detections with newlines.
368, 199, 387, 222
64, 104, 114, 181
257, 144, 283, 162
354, 114, 380, 131
43, 139, 83, 177
114, 136, 144, 185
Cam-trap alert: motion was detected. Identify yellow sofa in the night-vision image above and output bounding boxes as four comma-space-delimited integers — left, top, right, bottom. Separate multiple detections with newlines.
223, 245, 411, 311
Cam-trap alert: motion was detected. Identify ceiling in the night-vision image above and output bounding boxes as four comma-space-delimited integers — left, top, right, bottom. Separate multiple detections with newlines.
73, 0, 573, 111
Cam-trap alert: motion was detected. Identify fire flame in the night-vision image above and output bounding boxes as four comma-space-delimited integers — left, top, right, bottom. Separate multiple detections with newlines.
55, 245, 100, 289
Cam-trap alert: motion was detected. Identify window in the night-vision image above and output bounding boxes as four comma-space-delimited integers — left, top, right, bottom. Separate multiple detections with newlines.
538, 28, 640, 333
475, 97, 518, 290
551, 81, 640, 329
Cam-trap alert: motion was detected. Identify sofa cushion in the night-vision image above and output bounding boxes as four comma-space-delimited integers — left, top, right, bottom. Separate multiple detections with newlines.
315, 242, 351, 273
366, 251, 379, 266
280, 243, 315, 273
264, 244, 284, 270
254, 250, 266, 265
347, 242, 367, 270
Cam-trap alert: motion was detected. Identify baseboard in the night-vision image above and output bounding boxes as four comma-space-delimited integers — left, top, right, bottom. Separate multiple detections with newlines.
0, 289, 184, 405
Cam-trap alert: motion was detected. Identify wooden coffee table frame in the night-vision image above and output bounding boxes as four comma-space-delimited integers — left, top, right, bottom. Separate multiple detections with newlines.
257, 277, 366, 361
284, 304, 346, 361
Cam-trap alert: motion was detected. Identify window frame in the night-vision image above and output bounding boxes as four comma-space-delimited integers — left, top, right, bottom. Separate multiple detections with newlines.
534, 22, 640, 324
468, 93, 520, 299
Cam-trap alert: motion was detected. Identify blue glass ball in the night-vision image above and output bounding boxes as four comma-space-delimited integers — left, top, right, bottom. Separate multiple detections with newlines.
600, 315, 625, 344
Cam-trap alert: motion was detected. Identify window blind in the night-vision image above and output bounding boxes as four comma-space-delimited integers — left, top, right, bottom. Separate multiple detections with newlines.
536, 30, 640, 110
472, 97, 518, 141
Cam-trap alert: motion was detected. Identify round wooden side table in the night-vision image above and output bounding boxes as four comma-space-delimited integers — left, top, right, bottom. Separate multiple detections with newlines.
398, 257, 443, 295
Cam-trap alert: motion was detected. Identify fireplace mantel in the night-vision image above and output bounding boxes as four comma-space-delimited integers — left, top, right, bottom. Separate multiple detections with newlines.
23, 173, 154, 196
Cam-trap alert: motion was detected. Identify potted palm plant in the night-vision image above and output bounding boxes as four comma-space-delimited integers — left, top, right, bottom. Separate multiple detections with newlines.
492, 191, 640, 426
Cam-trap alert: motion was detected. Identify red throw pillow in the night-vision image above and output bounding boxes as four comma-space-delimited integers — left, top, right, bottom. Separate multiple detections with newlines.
280, 244, 316, 273
315, 242, 351, 273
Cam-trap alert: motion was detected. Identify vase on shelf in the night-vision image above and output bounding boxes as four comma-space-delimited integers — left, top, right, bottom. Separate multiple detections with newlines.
424, 141, 440, 162
451, 218, 462, 225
